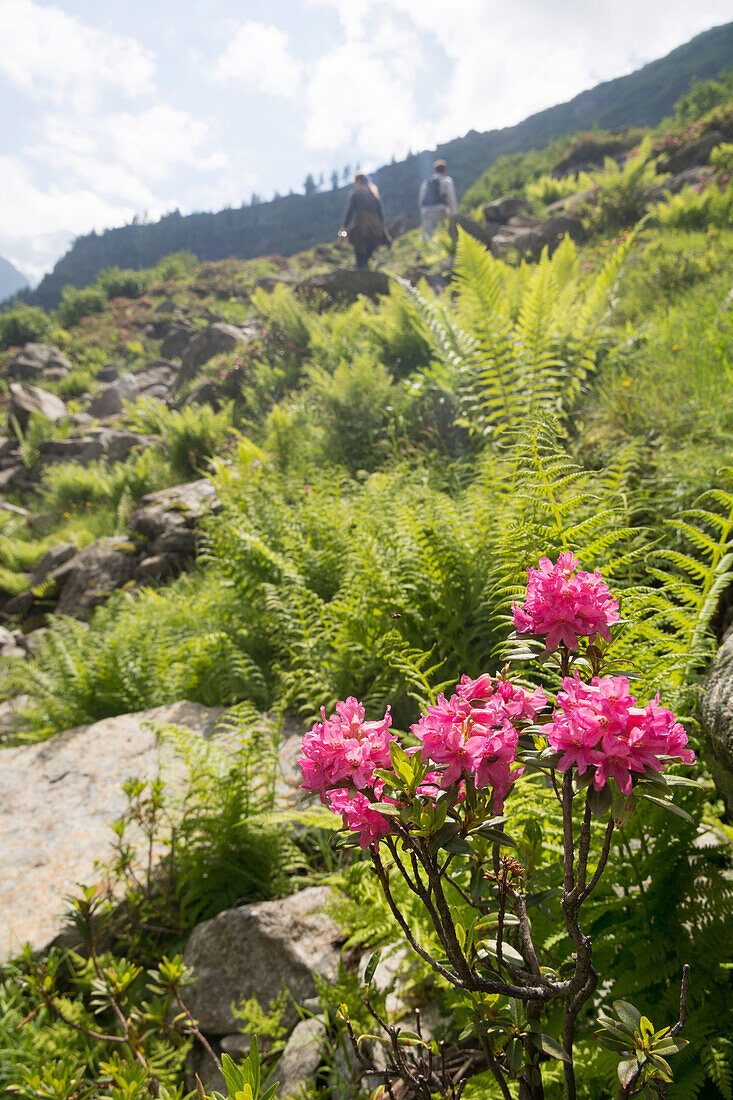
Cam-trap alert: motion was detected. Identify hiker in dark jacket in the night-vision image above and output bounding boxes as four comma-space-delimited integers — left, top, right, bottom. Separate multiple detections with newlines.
340, 173, 390, 269
419, 158, 458, 238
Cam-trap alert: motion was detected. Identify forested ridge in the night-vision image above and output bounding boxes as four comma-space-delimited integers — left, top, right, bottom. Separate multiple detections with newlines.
14, 18, 733, 310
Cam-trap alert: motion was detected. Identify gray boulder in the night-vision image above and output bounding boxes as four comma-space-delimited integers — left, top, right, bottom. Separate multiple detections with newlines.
659, 130, 724, 175
182, 886, 341, 1034
7, 344, 72, 382
29, 542, 77, 586
161, 321, 197, 359
129, 480, 221, 562
449, 214, 500, 248
88, 373, 138, 419
55, 537, 139, 617
0, 701, 224, 959
134, 359, 179, 402
491, 215, 585, 259
545, 187, 597, 216
37, 427, 150, 467
483, 196, 533, 225
270, 1017, 329, 1096
9, 383, 67, 434
296, 268, 390, 304
180, 323, 253, 382
699, 634, 733, 813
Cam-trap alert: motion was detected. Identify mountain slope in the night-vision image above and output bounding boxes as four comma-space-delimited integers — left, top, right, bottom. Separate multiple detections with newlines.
0, 257, 29, 302
23, 19, 733, 310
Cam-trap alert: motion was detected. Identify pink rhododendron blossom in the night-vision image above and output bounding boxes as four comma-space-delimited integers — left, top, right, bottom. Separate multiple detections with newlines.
547, 676, 694, 794
299, 697, 395, 798
326, 788, 391, 848
513, 553, 620, 652
412, 674, 545, 809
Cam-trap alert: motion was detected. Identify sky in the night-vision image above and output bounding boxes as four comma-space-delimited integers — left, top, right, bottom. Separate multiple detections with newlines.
0, 0, 731, 284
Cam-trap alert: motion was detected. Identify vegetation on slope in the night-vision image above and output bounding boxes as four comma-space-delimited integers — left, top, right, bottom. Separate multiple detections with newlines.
0, 81, 732, 1099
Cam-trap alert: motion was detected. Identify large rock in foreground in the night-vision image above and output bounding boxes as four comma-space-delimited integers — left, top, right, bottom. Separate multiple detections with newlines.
0, 701, 224, 960
699, 635, 733, 814
182, 886, 341, 1035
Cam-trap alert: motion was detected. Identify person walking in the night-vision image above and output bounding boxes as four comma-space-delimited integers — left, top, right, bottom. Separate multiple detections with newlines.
419, 159, 458, 238
339, 173, 390, 269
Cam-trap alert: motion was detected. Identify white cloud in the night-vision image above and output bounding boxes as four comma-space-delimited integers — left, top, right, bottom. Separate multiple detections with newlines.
213, 21, 300, 97
0, 0, 155, 102
0, 155, 136, 240
307, 0, 733, 157
303, 10, 432, 161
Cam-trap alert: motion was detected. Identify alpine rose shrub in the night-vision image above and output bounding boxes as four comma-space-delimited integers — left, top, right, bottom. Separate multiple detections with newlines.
299, 555, 694, 849
547, 675, 695, 793
513, 551, 620, 651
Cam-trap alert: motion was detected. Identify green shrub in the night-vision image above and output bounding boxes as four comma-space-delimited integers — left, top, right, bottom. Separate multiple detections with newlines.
671, 69, 733, 127
125, 398, 234, 479
0, 304, 52, 350
307, 354, 396, 471
525, 172, 588, 208
650, 181, 733, 230
41, 448, 171, 516
57, 285, 107, 328
581, 136, 665, 232
95, 266, 149, 300
53, 366, 95, 399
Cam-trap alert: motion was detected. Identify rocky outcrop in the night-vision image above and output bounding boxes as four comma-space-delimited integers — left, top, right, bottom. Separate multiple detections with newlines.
129, 479, 221, 571
483, 196, 533, 225
699, 634, 733, 814
0, 701, 224, 960
160, 321, 197, 359
3, 479, 221, 621
88, 373, 138, 419
37, 427, 152, 467
9, 383, 67, 433
7, 344, 72, 382
659, 130, 724, 175
55, 537, 139, 616
491, 215, 585, 259
296, 268, 390, 304
179, 323, 254, 383
182, 886, 341, 1035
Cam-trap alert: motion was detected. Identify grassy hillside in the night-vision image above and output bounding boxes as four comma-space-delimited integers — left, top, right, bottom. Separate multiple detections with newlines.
16, 19, 733, 310
1, 86, 732, 1100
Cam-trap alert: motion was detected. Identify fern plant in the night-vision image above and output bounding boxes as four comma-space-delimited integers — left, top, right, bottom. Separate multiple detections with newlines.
403, 231, 633, 440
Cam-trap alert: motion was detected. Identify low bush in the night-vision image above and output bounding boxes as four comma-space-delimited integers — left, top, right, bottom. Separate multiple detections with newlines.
0, 303, 52, 350
57, 284, 108, 328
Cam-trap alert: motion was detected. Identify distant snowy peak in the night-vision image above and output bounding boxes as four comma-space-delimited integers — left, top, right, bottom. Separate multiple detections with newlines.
0, 256, 30, 302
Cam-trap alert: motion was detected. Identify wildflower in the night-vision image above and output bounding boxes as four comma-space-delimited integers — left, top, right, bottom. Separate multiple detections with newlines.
513, 553, 619, 653
672, 345, 679, 351
326, 788, 391, 848
413, 674, 544, 810
621, 379, 631, 387
299, 697, 395, 797
547, 676, 694, 794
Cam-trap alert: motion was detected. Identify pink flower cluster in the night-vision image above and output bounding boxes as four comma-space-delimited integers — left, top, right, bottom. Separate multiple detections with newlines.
547, 675, 695, 795
513, 552, 620, 652
412, 674, 547, 812
299, 697, 395, 796
299, 698, 395, 847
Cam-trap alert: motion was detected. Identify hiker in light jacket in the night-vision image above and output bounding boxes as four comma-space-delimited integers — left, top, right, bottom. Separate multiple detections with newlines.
340, 173, 390, 269
419, 159, 458, 238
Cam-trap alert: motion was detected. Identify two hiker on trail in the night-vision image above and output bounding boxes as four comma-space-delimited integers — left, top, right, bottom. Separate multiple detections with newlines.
419, 158, 457, 237
340, 172, 391, 269
338, 158, 457, 267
